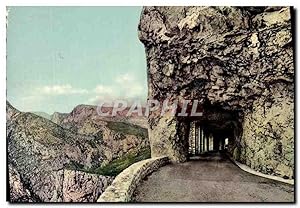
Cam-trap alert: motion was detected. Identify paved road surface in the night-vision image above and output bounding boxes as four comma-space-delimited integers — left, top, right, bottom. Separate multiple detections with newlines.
133, 152, 294, 202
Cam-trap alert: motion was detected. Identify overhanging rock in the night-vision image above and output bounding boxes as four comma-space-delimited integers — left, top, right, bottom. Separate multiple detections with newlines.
138, 6, 294, 179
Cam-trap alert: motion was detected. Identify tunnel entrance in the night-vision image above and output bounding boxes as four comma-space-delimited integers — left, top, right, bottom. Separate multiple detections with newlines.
187, 107, 240, 157
188, 121, 234, 156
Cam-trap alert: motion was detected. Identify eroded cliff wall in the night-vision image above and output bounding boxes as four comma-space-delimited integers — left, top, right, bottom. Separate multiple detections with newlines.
138, 6, 294, 179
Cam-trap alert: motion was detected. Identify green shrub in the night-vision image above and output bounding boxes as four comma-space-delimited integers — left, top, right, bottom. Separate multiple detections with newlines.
106, 121, 148, 138
91, 147, 151, 176
65, 147, 151, 177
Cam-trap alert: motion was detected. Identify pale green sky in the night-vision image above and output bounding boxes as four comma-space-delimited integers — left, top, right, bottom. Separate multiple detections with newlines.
7, 6, 147, 114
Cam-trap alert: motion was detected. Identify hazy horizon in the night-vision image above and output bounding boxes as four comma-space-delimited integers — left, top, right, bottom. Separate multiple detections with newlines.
7, 6, 147, 114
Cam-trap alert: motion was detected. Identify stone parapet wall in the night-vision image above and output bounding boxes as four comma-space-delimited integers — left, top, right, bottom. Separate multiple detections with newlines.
97, 156, 169, 202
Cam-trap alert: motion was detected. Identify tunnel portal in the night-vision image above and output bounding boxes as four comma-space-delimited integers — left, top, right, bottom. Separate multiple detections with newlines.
186, 106, 240, 157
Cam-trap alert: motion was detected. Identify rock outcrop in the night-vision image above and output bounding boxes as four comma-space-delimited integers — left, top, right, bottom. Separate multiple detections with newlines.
9, 163, 113, 202
32, 111, 51, 120
7, 102, 114, 202
7, 102, 149, 202
9, 165, 35, 202
138, 6, 294, 179
50, 111, 68, 125
50, 104, 149, 163
51, 104, 148, 129
60, 169, 113, 202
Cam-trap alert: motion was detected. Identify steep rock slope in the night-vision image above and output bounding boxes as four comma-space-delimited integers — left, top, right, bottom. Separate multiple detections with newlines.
7, 102, 114, 202
50, 104, 149, 163
8, 101, 151, 202
51, 105, 148, 129
138, 6, 294, 179
31, 112, 51, 120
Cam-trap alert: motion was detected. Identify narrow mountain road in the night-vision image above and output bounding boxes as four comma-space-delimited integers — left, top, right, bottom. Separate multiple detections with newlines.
133, 152, 294, 202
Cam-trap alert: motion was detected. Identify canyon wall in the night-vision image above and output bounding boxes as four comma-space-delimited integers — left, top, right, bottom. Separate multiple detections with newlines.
138, 6, 294, 179
7, 102, 149, 202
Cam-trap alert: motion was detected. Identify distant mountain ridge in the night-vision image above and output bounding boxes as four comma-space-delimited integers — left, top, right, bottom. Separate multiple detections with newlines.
7, 101, 150, 202
50, 104, 148, 128
31, 111, 51, 120
49, 104, 149, 163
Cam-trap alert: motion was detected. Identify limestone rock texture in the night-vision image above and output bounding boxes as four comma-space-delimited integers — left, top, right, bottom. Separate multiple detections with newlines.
61, 169, 113, 202
7, 102, 114, 202
7, 102, 148, 202
138, 6, 294, 179
6, 102, 149, 202
50, 104, 149, 164
9, 165, 35, 202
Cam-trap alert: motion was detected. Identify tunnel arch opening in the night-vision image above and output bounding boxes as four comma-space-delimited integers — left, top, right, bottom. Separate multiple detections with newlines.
182, 104, 243, 158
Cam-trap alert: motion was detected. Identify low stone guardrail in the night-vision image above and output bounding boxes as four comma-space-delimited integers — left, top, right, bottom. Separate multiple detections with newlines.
97, 156, 169, 202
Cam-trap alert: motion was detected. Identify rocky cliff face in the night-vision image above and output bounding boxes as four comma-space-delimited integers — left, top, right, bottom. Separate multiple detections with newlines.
7, 102, 149, 202
7, 102, 114, 202
32, 112, 51, 120
50, 104, 149, 163
51, 104, 148, 129
138, 6, 294, 179
50, 111, 68, 125
9, 164, 113, 202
